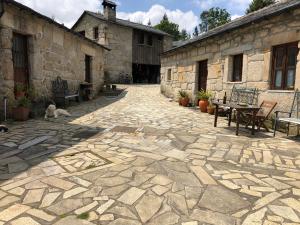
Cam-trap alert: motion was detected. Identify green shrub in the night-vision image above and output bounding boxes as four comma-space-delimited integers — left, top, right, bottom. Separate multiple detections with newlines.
197, 89, 212, 100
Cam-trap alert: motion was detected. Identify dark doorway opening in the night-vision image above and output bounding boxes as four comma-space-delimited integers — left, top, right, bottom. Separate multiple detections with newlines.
12, 33, 29, 94
198, 60, 208, 91
85, 55, 92, 83
132, 64, 160, 84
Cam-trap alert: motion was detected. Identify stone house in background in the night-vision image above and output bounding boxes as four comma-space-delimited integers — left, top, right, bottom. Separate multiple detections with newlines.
72, 0, 173, 84
0, 0, 109, 113
160, 0, 300, 111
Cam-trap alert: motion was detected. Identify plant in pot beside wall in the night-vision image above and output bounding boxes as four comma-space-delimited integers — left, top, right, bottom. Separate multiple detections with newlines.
15, 83, 26, 99
12, 96, 31, 121
178, 90, 190, 107
197, 89, 212, 113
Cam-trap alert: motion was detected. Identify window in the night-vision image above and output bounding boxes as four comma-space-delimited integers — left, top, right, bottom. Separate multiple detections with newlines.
232, 54, 243, 82
271, 42, 298, 90
158, 36, 163, 41
147, 35, 153, 46
78, 30, 85, 37
93, 27, 99, 40
138, 33, 144, 44
167, 69, 172, 81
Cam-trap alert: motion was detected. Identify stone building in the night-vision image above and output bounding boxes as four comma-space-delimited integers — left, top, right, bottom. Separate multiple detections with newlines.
0, 0, 109, 110
160, 0, 300, 111
72, 0, 173, 84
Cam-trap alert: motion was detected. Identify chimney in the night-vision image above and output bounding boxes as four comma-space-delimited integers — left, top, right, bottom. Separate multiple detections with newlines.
102, 0, 116, 21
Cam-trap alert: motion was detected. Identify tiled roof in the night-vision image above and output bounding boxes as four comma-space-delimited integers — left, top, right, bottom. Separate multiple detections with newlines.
2, 0, 110, 50
163, 0, 300, 54
74, 11, 171, 37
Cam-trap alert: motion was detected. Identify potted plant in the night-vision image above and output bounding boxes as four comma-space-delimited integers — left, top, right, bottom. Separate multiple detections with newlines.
207, 98, 215, 115
178, 90, 189, 107
12, 96, 31, 121
197, 89, 212, 112
15, 83, 26, 99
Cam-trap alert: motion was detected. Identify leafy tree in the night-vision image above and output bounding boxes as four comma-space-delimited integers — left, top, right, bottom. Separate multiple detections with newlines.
199, 7, 231, 32
246, 0, 275, 14
180, 29, 190, 40
154, 14, 181, 41
193, 26, 199, 37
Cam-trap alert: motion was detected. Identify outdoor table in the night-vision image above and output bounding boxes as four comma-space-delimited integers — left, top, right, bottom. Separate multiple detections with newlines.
213, 101, 261, 136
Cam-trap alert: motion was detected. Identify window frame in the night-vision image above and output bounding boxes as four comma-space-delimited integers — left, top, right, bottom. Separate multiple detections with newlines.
78, 30, 85, 37
138, 32, 145, 45
167, 68, 172, 81
232, 54, 243, 82
93, 26, 99, 40
147, 35, 153, 46
271, 42, 298, 90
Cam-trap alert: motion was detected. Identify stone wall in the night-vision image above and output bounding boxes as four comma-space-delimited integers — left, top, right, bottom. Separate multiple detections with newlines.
161, 7, 300, 112
0, 4, 105, 107
74, 15, 133, 83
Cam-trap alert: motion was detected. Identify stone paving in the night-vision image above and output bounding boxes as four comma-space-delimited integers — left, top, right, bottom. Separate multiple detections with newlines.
0, 85, 300, 225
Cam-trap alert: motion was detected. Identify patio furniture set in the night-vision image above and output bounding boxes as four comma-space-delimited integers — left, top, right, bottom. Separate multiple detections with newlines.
213, 85, 300, 136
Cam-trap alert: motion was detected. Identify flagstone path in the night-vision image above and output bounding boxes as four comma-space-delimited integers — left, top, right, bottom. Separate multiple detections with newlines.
0, 85, 300, 225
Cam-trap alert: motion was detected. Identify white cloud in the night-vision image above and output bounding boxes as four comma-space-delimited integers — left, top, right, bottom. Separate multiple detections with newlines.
15, 0, 199, 33
231, 14, 242, 20
193, 0, 251, 13
15, 0, 100, 27
118, 5, 199, 33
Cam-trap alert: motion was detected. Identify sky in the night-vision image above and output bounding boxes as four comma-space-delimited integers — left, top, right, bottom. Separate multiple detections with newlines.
15, 0, 252, 33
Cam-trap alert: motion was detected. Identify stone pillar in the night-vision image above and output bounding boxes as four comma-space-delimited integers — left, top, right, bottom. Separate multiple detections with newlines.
0, 27, 14, 120
0, 27, 14, 101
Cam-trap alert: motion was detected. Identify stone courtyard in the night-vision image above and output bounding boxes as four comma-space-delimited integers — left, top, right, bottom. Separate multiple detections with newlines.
0, 85, 300, 225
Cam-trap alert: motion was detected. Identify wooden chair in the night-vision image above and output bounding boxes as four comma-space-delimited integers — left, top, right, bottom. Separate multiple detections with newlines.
245, 100, 277, 132
274, 90, 300, 136
52, 76, 80, 108
216, 85, 258, 118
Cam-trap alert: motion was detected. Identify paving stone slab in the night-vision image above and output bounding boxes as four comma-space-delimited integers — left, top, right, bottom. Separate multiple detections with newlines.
199, 185, 250, 214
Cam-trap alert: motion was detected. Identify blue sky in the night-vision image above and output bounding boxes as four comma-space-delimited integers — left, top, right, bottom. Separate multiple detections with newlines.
16, 0, 252, 33
117, 0, 250, 18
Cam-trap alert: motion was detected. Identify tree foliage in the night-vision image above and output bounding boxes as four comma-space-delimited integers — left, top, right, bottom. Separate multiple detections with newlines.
154, 14, 182, 41
246, 0, 275, 14
180, 29, 190, 40
199, 7, 231, 32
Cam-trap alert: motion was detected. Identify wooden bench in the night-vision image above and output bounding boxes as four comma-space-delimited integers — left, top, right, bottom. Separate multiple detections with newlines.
274, 90, 300, 136
52, 76, 80, 107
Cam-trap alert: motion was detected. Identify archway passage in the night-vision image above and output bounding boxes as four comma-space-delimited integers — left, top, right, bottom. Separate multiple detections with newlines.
132, 64, 161, 84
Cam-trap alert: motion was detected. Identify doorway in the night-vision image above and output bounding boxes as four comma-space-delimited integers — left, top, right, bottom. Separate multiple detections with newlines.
132, 64, 161, 84
12, 33, 29, 93
198, 60, 208, 91
85, 55, 92, 83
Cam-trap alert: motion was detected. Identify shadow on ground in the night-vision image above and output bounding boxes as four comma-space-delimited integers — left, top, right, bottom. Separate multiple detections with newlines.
0, 90, 128, 184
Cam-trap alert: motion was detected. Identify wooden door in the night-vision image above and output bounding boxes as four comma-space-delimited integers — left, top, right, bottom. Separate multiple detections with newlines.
198, 60, 208, 91
12, 33, 29, 88
85, 55, 92, 83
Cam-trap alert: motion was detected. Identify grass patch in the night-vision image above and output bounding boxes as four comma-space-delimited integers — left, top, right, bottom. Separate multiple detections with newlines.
77, 212, 89, 220
59, 214, 67, 218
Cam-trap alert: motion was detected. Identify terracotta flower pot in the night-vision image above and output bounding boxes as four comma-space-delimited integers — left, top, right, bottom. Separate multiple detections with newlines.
178, 98, 182, 106
181, 97, 189, 107
15, 91, 26, 99
12, 107, 30, 121
199, 100, 209, 112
